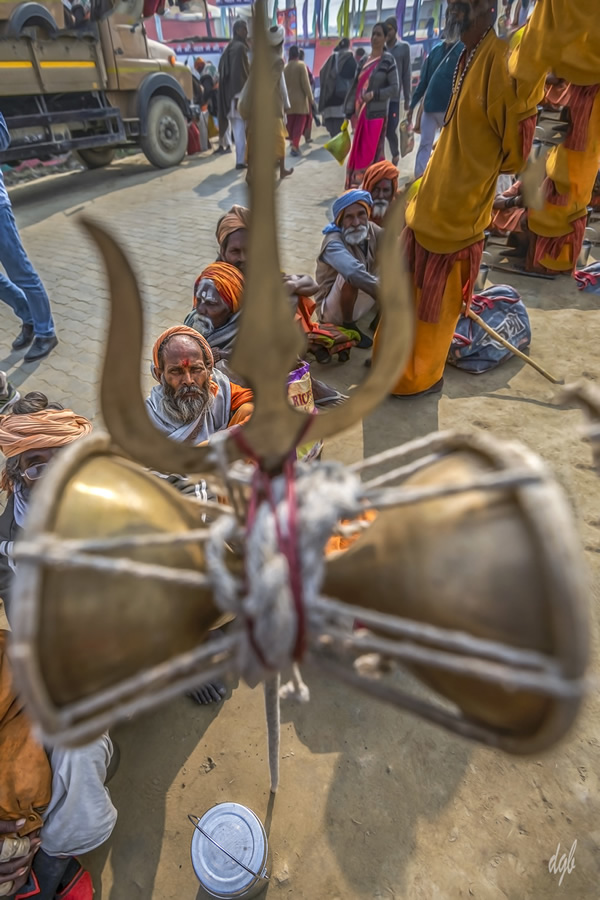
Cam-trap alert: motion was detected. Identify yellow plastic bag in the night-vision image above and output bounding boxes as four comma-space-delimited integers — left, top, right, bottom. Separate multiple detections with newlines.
207, 114, 219, 139
324, 119, 351, 165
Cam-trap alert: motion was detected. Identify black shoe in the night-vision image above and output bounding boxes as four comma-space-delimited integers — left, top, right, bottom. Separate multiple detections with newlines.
343, 321, 373, 349
24, 334, 58, 362
236, 163, 248, 170
213, 146, 226, 154
12, 323, 34, 350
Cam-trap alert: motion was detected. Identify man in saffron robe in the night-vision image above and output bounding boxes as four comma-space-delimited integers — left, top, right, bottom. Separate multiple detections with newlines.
509, 0, 600, 273
361, 160, 399, 227
184, 262, 245, 368
377, 0, 536, 397
147, 326, 253, 445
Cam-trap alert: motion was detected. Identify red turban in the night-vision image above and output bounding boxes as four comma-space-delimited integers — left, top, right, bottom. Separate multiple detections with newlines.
152, 325, 214, 380
361, 161, 399, 198
193, 262, 245, 313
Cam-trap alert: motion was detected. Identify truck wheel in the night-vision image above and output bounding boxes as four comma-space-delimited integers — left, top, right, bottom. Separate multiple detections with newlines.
77, 148, 116, 169
140, 96, 188, 169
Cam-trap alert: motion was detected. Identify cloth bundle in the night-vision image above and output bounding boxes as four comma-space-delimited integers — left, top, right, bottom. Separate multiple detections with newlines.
448, 284, 531, 373
574, 260, 600, 294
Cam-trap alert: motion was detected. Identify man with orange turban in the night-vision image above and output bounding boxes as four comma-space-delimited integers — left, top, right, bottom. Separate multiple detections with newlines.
215, 205, 251, 272
184, 262, 245, 367
147, 324, 253, 445
0, 393, 92, 602
361, 161, 399, 226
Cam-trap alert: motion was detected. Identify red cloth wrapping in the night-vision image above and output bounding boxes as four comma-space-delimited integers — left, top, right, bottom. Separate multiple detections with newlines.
187, 122, 201, 156
403, 228, 484, 325
543, 175, 570, 206
564, 84, 600, 151
287, 114, 310, 149
519, 114, 537, 161
533, 214, 586, 269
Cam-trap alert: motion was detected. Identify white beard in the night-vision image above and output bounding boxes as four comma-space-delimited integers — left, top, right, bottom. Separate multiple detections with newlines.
193, 314, 215, 337
372, 200, 389, 221
161, 376, 214, 425
344, 224, 369, 245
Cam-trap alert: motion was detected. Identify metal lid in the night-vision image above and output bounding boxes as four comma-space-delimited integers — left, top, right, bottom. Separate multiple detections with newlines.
190, 803, 268, 898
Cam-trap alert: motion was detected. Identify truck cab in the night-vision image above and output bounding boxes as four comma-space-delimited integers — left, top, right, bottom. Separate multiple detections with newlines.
0, 0, 196, 168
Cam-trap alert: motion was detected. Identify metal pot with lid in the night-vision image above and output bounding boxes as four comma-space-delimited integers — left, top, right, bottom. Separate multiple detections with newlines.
189, 803, 270, 898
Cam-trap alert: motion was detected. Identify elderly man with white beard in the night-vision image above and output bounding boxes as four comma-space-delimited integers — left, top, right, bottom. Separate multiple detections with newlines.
314, 190, 382, 350
146, 325, 253, 445
145, 325, 253, 705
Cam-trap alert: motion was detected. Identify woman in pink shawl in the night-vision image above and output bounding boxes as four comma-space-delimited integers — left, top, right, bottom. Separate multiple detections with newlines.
344, 23, 399, 189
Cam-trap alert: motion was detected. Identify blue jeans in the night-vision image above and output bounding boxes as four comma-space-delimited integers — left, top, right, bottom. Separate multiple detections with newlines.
0, 204, 55, 337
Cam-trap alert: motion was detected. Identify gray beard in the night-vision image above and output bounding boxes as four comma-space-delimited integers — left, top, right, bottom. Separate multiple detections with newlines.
161, 376, 213, 425
372, 200, 389, 221
445, 20, 463, 42
344, 224, 369, 245
446, 2, 471, 41
192, 314, 215, 337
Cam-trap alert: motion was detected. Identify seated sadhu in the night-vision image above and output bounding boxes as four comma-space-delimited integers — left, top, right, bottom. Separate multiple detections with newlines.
0, 393, 117, 899
146, 325, 253, 445
213, 205, 358, 367
314, 190, 382, 350
184, 262, 244, 372
489, 179, 529, 258
361, 160, 399, 227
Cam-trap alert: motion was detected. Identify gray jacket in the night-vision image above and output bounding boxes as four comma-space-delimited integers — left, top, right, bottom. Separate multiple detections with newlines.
315, 224, 382, 303
386, 39, 411, 107
344, 52, 399, 121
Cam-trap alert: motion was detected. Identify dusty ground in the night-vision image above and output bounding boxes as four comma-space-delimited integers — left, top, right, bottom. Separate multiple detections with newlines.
1, 133, 599, 899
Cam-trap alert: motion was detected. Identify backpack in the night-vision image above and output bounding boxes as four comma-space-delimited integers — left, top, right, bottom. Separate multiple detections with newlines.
448, 285, 531, 374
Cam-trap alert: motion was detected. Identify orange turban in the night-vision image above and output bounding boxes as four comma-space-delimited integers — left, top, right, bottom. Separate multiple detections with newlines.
215, 205, 250, 248
0, 409, 92, 460
193, 262, 244, 314
361, 161, 399, 198
152, 325, 214, 380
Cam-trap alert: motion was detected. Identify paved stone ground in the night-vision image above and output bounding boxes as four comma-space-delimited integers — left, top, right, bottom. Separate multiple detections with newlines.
2, 134, 600, 900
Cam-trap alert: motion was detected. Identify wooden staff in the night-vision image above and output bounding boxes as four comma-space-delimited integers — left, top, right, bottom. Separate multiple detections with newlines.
465, 307, 563, 385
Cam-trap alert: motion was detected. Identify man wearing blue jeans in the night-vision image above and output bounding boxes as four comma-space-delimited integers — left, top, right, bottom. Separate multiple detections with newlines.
0, 113, 58, 361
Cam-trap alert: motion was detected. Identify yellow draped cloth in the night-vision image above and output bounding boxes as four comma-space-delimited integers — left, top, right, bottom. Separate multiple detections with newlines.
510, 1, 600, 272
379, 31, 535, 396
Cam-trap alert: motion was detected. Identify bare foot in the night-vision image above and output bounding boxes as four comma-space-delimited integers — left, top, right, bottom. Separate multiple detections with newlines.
187, 681, 227, 705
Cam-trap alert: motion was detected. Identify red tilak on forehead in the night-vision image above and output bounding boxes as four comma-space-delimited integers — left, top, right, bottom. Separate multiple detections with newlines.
181, 358, 190, 367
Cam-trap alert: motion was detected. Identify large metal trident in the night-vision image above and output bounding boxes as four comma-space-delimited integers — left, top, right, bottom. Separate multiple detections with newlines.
82, 0, 414, 475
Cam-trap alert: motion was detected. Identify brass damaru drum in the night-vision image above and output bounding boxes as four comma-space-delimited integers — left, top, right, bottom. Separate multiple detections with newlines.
324, 434, 588, 753
9, 431, 587, 752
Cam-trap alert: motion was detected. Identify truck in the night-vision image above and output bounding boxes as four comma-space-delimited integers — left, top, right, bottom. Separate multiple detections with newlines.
0, 0, 196, 169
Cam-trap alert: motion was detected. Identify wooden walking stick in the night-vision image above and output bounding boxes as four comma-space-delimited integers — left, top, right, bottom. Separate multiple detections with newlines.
464, 306, 563, 385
